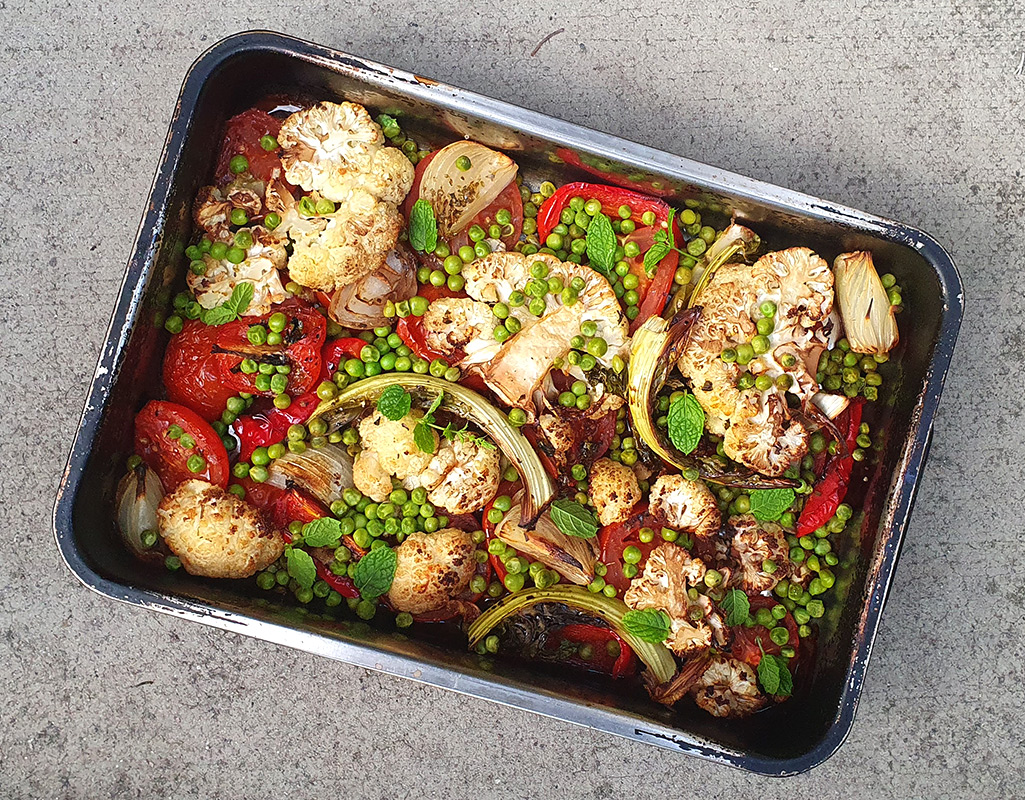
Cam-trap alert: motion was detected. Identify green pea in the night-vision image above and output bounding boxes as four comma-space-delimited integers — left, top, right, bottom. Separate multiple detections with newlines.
756, 317, 774, 336
686, 238, 707, 257
736, 342, 755, 364
504, 572, 525, 592
229, 154, 249, 174
751, 335, 770, 354
754, 374, 773, 392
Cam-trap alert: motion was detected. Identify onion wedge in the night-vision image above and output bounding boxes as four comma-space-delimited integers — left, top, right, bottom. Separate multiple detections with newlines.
466, 585, 678, 685
308, 374, 554, 525
418, 142, 518, 237
115, 463, 164, 558
833, 251, 899, 355
496, 500, 598, 585
266, 443, 354, 506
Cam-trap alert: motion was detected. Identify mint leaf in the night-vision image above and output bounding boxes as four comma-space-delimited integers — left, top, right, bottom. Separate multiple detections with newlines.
757, 650, 782, 694
286, 547, 316, 590
721, 588, 750, 626
425, 390, 444, 419
667, 393, 704, 454
413, 421, 436, 454
621, 609, 671, 643
585, 211, 616, 280
777, 660, 794, 695
302, 517, 343, 548
643, 240, 672, 276
549, 499, 598, 539
643, 208, 676, 277
200, 281, 254, 326
377, 384, 412, 421
409, 198, 438, 253
353, 545, 397, 600
749, 488, 796, 522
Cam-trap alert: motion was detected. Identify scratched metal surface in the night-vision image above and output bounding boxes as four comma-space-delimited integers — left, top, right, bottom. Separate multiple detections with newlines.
3, 2, 1023, 798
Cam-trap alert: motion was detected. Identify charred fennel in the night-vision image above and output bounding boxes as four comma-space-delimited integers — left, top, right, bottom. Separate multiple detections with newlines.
309, 374, 554, 525
466, 585, 677, 685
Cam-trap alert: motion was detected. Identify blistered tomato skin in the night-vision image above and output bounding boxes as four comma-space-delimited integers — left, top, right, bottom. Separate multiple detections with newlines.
133, 400, 230, 491
213, 109, 283, 184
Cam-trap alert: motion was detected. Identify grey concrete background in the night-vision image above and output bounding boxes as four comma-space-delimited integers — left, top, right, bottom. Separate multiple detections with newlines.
1, 1, 1021, 797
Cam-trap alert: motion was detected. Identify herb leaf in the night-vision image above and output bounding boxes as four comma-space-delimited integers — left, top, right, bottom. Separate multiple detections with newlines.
302, 517, 343, 548
425, 390, 445, 419
549, 499, 599, 539
749, 488, 796, 522
585, 211, 617, 280
377, 384, 412, 421
413, 421, 436, 454
643, 209, 676, 276
757, 652, 793, 696
621, 609, 671, 643
286, 547, 316, 590
667, 393, 705, 454
200, 281, 254, 326
721, 589, 750, 626
409, 198, 438, 253
757, 651, 782, 694
353, 545, 398, 600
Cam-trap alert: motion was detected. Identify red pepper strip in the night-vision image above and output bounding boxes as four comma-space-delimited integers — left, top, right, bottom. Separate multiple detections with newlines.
482, 480, 520, 582
395, 284, 464, 363
278, 492, 360, 599
796, 399, 865, 536
555, 623, 638, 679
233, 337, 365, 461
537, 182, 674, 243
554, 148, 675, 198
537, 182, 680, 331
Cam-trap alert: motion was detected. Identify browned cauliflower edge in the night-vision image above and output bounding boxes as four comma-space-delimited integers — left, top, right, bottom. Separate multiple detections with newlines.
156, 480, 284, 579
387, 528, 476, 615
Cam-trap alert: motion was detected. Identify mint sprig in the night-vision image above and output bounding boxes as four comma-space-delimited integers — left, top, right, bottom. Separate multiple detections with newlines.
409, 198, 438, 253
621, 609, 671, 643
667, 392, 704, 455
201, 282, 254, 326
585, 211, 617, 280
549, 499, 598, 539
353, 545, 398, 600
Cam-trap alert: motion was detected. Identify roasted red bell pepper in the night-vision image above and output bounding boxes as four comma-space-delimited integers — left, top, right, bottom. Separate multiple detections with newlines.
278, 491, 360, 599
553, 148, 675, 198
537, 182, 680, 332
233, 336, 364, 460
796, 399, 865, 536
395, 284, 463, 363
547, 623, 638, 678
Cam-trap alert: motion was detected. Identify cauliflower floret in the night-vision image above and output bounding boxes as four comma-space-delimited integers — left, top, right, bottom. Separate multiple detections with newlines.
677, 247, 835, 476
286, 190, 404, 292
458, 252, 628, 417
624, 543, 712, 658
387, 528, 476, 614
156, 480, 284, 579
588, 458, 641, 526
277, 101, 414, 206
691, 656, 767, 718
648, 474, 721, 539
422, 438, 501, 514
352, 410, 438, 501
193, 175, 271, 243
187, 226, 288, 316
729, 514, 790, 593
421, 297, 499, 368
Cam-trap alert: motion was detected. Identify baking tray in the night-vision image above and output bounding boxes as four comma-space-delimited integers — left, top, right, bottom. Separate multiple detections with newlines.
52, 30, 963, 775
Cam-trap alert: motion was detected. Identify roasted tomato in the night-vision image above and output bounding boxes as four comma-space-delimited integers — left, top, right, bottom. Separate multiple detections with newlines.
134, 400, 230, 490
598, 503, 657, 593
163, 303, 326, 422
729, 595, 801, 668
214, 109, 283, 184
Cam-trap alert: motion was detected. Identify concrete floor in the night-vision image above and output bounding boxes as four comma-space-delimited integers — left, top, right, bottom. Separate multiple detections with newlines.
2, 1, 1022, 797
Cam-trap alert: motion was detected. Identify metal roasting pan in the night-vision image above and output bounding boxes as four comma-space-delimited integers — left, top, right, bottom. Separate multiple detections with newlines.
52, 31, 963, 775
